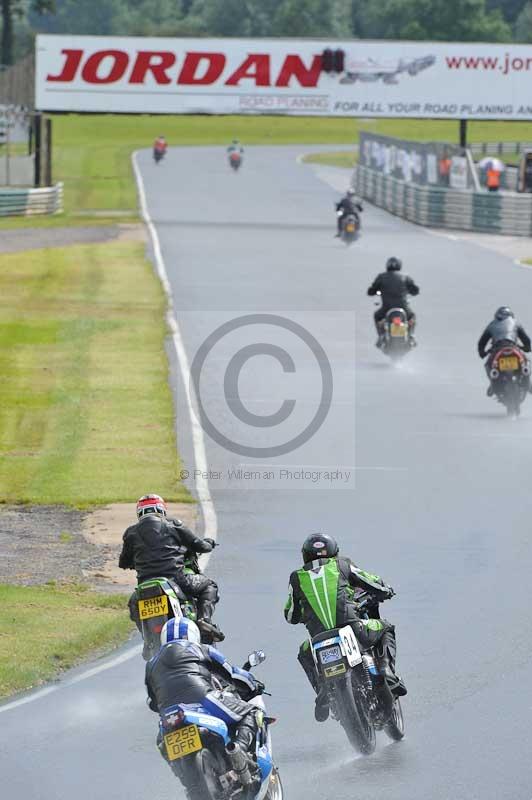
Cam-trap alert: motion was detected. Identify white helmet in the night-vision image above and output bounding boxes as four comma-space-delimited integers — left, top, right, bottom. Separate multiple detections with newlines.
161, 617, 201, 646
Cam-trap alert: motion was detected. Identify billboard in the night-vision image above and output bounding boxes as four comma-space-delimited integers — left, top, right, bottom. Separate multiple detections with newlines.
35, 34, 532, 119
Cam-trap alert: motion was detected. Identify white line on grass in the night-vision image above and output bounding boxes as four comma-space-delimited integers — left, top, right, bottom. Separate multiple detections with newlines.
0, 150, 218, 715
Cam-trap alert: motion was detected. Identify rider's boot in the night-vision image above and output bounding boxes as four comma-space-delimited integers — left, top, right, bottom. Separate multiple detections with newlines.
375, 321, 385, 348
314, 686, 330, 722
376, 631, 407, 697
196, 599, 225, 642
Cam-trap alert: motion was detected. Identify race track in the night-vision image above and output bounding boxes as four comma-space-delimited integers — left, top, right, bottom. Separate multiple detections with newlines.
1, 145, 532, 800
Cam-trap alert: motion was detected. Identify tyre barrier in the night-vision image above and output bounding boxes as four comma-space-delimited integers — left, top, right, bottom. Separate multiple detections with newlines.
352, 165, 532, 236
0, 182, 63, 217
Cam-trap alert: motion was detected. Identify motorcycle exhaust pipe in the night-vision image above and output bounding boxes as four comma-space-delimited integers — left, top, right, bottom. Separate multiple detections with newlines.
490, 368, 499, 380
225, 743, 253, 786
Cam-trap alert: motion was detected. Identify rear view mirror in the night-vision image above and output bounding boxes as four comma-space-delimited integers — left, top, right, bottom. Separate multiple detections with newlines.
247, 650, 266, 668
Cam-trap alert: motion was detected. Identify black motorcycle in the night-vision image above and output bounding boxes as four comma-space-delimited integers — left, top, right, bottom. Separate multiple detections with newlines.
154, 148, 165, 164
309, 594, 404, 755
337, 210, 361, 244
378, 307, 415, 361
487, 344, 530, 417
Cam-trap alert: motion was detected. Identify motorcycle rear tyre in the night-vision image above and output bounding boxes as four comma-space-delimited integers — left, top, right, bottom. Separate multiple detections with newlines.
334, 673, 376, 755
178, 749, 224, 800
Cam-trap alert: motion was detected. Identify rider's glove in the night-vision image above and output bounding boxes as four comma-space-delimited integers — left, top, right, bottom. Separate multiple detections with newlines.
384, 585, 395, 599
203, 537, 217, 548
253, 679, 266, 696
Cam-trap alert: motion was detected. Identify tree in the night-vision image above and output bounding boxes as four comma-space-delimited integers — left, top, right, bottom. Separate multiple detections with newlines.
272, 0, 351, 37
354, 0, 511, 41
514, 0, 532, 38
486, 0, 527, 23
1, 0, 54, 65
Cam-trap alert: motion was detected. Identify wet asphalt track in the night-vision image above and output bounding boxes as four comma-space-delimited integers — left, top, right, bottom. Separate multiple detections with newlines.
1, 146, 532, 800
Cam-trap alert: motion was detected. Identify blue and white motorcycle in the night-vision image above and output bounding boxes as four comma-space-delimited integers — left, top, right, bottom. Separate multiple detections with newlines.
159, 651, 283, 800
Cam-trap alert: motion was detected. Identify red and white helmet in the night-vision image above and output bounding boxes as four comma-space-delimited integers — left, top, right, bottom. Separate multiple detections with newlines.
136, 494, 167, 519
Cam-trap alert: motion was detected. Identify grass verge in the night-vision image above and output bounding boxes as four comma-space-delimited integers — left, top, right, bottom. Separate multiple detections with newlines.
302, 150, 358, 168
0, 239, 189, 506
0, 583, 133, 698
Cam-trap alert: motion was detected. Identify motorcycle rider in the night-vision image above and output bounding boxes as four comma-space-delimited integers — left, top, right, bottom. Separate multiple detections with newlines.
227, 138, 244, 159
367, 257, 419, 347
335, 187, 363, 237
478, 306, 532, 396
119, 494, 224, 642
153, 135, 167, 158
284, 533, 406, 723
146, 617, 263, 781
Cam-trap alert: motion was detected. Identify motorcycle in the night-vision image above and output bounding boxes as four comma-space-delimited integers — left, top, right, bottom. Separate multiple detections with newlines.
229, 151, 242, 171
154, 147, 166, 164
487, 344, 530, 417
338, 210, 360, 244
159, 651, 283, 800
136, 576, 199, 661
374, 294, 415, 361
136, 550, 219, 659
309, 595, 405, 756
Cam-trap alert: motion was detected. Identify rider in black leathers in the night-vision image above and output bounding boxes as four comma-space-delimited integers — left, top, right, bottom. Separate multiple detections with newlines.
335, 188, 363, 236
477, 306, 532, 396
119, 494, 224, 642
146, 618, 262, 777
367, 257, 419, 347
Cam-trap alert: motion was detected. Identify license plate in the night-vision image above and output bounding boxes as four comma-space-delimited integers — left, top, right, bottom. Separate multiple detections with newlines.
319, 645, 342, 665
164, 724, 202, 761
498, 356, 519, 371
390, 323, 405, 337
324, 663, 346, 678
138, 595, 168, 620
346, 224, 355, 232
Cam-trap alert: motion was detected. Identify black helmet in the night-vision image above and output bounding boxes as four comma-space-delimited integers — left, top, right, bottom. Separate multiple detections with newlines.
347, 188, 355, 197
386, 257, 402, 271
495, 306, 514, 321
302, 533, 339, 564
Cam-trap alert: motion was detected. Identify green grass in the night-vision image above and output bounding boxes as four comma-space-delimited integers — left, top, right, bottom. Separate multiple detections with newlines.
0, 583, 133, 698
303, 150, 358, 168
0, 240, 190, 506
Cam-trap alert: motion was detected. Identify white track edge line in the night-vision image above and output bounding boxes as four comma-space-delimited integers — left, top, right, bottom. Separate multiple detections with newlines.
0, 152, 218, 715
131, 151, 218, 562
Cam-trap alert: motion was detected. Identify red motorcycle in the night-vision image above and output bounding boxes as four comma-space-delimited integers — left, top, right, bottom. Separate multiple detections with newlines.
229, 151, 242, 171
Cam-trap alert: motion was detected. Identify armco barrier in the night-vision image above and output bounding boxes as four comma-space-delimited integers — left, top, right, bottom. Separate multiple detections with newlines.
352, 165, 532, 236
0, 182, 63, 216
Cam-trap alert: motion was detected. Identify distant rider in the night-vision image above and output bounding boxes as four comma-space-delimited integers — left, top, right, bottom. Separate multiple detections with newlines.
284, 533, 406, 723
153, 135, 167, 157
367, 257, 419, 347
119, 494, 224, 642
227, 138, 244, 156
477, 306, 531, 396
335, 188, 363, 237
146, 618, 263, 778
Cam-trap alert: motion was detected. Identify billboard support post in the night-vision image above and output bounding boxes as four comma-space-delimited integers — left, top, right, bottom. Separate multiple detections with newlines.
459, 119, 467, 149
34, 112, 42, 188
